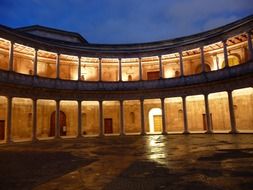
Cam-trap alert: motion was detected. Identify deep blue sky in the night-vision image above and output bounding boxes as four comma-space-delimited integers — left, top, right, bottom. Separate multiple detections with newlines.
0, 0, 253, 44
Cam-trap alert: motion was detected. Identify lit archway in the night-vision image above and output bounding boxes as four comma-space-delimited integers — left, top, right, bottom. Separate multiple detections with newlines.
148, 108, 162, 133
221, 54, 240, 68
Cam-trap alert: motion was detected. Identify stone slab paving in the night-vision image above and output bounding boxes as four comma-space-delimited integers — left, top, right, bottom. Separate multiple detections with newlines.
0, 134, 253, 190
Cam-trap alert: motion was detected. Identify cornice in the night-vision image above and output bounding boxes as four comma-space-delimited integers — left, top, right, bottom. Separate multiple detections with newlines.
0, 15, 252, 57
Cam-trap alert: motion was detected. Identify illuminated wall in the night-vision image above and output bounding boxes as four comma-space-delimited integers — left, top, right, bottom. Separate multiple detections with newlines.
182, 48, 201, 75
60, 54, 78, 80
103, 101, 120, 134
59, 101, 78, 137
121, 58, 139, 81
123, 100, 141, 134
12, 98, 33, 141
37, 99, 56, 139
208, 92, 230, 132
0, 38, 10, 70
142, 56, 159, 80
13, 43, 35, 75
162, 53, 180, 78
233, 88, 253, 131
186, 95, 206, 132
81, 101, 99, 136
37, 50, 57, 78
0, 96, 7, 142
81, 57, 99, 81
165, 97, 184, 132
101, 59, 119, 81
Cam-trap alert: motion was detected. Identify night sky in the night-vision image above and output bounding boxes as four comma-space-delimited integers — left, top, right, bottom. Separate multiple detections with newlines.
0, 0, 253, 44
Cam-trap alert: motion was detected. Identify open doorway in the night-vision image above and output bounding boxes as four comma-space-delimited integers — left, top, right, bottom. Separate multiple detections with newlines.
148, 108, 162, 133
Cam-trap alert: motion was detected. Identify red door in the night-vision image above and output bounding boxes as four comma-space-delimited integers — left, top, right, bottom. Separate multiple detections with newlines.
104, 118, 113, 134
50, 111, 67, 137
0, 120, 5, 140
147, 71, 160, 80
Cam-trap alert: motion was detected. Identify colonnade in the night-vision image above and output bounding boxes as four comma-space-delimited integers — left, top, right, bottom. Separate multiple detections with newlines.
3, 88, 248, 144
5, 31, 253, 81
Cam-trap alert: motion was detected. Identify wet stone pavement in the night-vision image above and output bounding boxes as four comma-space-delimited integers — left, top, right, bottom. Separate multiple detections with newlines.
0, 134, 253, 190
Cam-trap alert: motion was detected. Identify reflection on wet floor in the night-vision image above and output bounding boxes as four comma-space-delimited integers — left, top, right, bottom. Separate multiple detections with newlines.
0, 134, 253, 190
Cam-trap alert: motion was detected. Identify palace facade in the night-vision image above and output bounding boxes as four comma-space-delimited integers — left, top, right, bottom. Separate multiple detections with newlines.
0, 15, 253, 143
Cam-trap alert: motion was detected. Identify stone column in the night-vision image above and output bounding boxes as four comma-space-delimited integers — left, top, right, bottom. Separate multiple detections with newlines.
119, 58, 122, 81
99, 58, 102, 81
56, 100, 60, 138
56, 53, 60, 79
140, 99, 145, 135
6, 97, 12, 143
78, 56, 81, 80
228, 91, 237, 133
204, 94, 212, 133
159, 55, 163, 78
78, 100, 82, 137
139, 57, 142, 80
247, 31, 253, 60
223, 40, 229, 68
120, 100, 124, 135
8, 42, 14, 71
99, 100, 104, 136
161, 98, 167, 134
32, 98, 37, 142
179, 51, 184, 76
182, 96, 189, 134
34, 49, 38, 76
200, 46, 205, 72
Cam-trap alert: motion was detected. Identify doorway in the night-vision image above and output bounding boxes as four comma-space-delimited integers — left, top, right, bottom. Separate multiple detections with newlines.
104, 118, 113, 134
148, 108, 162, 133
153, 115, 162, 132
0, 120, 5, 140
50, 111, 67, 137
147, 71, 160, 80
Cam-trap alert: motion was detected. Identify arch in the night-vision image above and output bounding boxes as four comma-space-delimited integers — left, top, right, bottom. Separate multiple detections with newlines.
195, 63, 211, 73
148, 108, 162, 133
50, 111, 67, 137
128, 74, 132, 81
221, 54, 241, 68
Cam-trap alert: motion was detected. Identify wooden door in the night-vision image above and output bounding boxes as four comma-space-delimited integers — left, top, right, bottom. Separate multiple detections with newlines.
147, 71, 160, 80
104, 118, 113, 134
0, 120, 5, 140
153, 115, 162, 132
50, 111, 67, 137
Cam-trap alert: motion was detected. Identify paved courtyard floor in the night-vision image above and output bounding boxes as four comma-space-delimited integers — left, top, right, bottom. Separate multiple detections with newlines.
0, 134, 253, 190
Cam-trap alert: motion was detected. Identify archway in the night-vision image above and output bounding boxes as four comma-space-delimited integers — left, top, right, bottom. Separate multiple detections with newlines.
221, 54, 240, 68
148, 108, 162, 133
49, 111, 67, 137
195, 63, 211, 74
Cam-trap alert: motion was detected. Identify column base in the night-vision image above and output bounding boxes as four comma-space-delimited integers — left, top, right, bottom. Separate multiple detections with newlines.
77, 135, 84, 139
205, 130, 213, 134
141, 132, 146, 136
229, 129, 238, 134
183, 130, 190, 134
32, 138, 39, 143
162, 131, 167, 135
